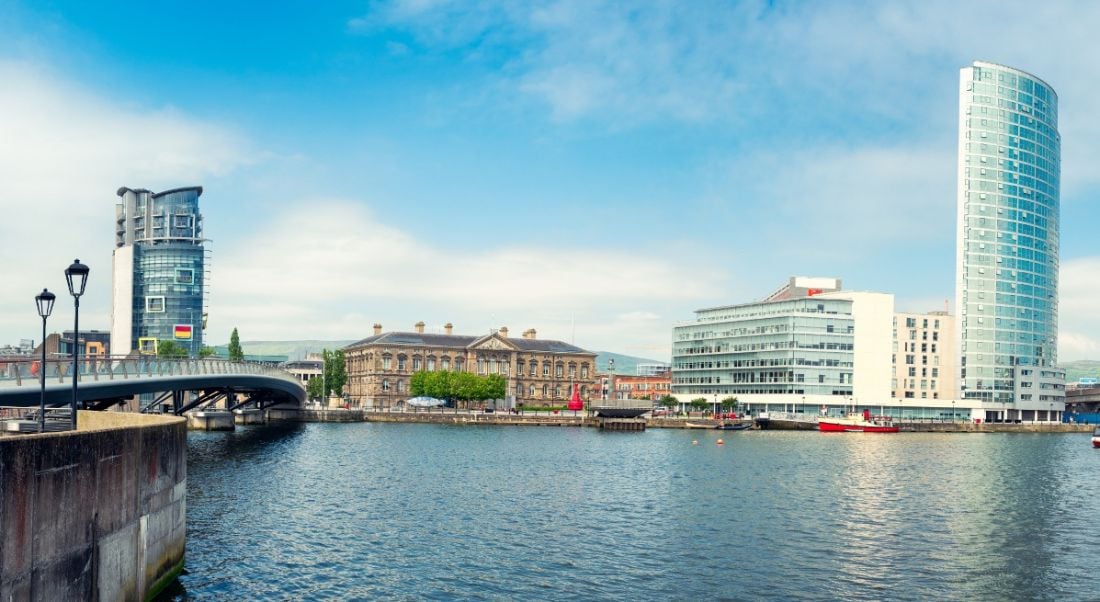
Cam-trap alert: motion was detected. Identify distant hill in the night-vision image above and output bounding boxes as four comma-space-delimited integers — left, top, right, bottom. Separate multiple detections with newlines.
222, 340, 356, 361
1064, 360, 1100, 383
596, 351, 667, 375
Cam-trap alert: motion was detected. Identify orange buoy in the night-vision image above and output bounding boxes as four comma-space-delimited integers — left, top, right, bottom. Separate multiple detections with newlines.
716, 438, 724, 445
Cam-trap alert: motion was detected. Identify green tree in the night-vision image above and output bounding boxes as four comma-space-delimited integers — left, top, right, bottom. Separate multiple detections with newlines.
228, 328, 244, 361
321, 349, 347, 397
198, 345, 217, 358
307, 376, 324, 401
721, 396, 739, 412
157, 340, 188, 358
660, 394, 678, 410
689, 398, 708, 413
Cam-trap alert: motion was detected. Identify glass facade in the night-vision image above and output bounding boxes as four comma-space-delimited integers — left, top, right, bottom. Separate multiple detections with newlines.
115, 186, 206, 355
672, 297, 856, 397
957, 61, 1063, 405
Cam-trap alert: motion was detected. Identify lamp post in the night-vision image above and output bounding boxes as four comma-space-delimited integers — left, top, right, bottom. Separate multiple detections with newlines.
65, 259, 89, 431
35, 289, 55, 433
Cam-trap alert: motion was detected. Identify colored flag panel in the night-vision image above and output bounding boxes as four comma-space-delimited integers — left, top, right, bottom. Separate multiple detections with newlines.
174, 324, 193, 340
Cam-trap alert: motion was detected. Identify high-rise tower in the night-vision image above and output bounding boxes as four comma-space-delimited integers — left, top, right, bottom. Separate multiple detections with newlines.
111, 187, 207, 357
955, 61, 1065, 418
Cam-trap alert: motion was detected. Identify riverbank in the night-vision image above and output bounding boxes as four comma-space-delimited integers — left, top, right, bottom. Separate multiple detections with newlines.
268, 408, 1093, 433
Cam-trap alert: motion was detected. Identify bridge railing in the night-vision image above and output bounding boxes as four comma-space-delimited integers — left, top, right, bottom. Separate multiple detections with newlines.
0, 356, 302, 389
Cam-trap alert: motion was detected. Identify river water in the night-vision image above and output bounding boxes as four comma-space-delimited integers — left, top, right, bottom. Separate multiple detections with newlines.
169, 423, 1100, 600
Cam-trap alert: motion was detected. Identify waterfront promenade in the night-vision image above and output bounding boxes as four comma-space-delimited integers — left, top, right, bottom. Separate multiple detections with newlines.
271, 407, 1093, 433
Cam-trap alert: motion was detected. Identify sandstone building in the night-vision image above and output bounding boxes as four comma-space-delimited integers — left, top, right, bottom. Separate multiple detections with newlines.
344, 322, 597, 408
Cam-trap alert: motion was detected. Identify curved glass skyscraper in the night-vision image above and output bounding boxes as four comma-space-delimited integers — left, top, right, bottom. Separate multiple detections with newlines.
111, 186, 207, 357
955, 61, 1065, 417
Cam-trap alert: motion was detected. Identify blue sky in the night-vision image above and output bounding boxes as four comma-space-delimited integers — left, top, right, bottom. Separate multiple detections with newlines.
1, 1, 1098, 360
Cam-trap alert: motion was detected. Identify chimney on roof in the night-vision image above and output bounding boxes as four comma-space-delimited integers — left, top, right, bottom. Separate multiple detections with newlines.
444, 322, 453, 335
523, 328, 536, 340
373, 323, 382, 336
415, 321, 425, 334
499, 326, 509, 338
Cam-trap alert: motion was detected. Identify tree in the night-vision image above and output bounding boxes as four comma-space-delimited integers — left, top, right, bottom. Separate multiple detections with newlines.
689, 398, 708, 414
157, 340, 188, 358
721, 396, 739, 412
228, 328, 244, 361
326, 349, 347, 396
660, 394, 678, 410
307, 376, 324, 401
198, 346, 217, 358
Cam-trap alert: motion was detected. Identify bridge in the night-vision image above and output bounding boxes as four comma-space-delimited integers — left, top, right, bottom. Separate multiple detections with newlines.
0, 356, 305, 419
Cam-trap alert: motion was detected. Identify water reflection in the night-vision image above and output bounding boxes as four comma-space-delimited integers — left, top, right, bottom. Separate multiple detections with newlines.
173, 425, 1100, 600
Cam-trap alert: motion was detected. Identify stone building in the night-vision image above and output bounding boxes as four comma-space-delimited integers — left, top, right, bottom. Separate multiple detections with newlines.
344, 322, 597, 408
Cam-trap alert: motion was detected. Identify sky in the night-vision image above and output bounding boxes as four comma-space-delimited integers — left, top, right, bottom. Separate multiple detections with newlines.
1, 0, 1098, 361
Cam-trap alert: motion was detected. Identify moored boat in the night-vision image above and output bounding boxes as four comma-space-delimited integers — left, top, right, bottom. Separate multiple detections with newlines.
1092, 427, 1100, 448
716, 421, 752, 431
819, 410, 898, 433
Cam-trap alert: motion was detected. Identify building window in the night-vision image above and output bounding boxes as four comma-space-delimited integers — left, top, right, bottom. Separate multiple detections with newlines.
383, 356, 392, 370
175, 268, 194, 284
413, 357, 422, 371
382, 380, 391, 392
569, 364, 576, 379
441, 357, 450, 371
456, 358, 465, 371
398, 356, 407, 371
542, 385, 548, 398
529, 384, 536, 397
427, 357, 436, 371
529, 362, 537, 377
478, 358, 486, 374
145, 296, 166, 313
554, 386, 561, 399
581, 364, 589, 378
556, 364, 563, 378
543, 362, 550, 377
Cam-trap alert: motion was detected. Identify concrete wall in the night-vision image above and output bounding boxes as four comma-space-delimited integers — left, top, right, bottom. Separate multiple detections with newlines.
1, 411, 186, 601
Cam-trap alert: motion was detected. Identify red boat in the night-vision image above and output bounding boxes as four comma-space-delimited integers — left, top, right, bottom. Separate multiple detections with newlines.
1092, 427, 1100, 448
819, 409, 899, 433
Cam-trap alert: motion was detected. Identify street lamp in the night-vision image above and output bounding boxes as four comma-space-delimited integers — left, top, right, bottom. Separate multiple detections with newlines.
35, 289, 55, 433
65, 259, 89, 430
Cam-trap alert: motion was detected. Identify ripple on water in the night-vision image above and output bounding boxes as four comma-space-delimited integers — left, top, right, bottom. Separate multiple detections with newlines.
174, 425, 1100, 600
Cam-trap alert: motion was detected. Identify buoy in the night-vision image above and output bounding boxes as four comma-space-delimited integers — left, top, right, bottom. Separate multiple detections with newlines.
692, 440, 699, 445
716, 438, 724, 445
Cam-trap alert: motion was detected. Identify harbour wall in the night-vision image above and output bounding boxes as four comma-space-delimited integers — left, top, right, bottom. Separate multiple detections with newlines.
0, 411, 187, 601
268, 409, 1094, 433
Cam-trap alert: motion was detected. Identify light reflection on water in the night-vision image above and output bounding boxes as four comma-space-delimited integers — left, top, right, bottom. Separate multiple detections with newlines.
168, 424, 1100, 600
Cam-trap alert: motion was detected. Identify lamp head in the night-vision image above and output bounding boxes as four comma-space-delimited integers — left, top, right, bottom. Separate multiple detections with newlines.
35, 288, 56, 319
65, 259, 90, 298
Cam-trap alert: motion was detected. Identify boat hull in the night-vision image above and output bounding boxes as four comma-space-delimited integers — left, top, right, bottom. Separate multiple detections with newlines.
1092, 437, 1100, 448
819, 420, 899, 433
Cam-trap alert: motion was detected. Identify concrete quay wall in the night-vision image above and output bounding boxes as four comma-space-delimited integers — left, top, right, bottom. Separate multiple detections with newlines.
0, 411, 187, 601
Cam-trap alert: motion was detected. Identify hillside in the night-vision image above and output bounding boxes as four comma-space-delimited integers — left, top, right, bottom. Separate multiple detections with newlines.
595, 351, 667, 375
1064, 359, 1100, 382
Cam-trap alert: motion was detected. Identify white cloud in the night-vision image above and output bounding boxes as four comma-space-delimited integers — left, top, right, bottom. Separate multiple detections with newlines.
0, 60, 255, 342
210, 200, 719, 357
1059, 257, 1100, 362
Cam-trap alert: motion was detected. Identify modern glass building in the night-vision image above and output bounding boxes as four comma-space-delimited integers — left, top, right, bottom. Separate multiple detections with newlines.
955, 61, 1065, 416
671, 277, 894, 412
111, 187, 207, 356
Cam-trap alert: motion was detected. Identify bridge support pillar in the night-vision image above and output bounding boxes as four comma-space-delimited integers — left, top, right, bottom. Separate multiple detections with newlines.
233, 409, 265, 425
186, 410, 235, 431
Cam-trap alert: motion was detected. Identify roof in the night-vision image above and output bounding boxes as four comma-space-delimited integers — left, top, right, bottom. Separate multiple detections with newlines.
116, 186, 204, 198
344, 331, 594, 355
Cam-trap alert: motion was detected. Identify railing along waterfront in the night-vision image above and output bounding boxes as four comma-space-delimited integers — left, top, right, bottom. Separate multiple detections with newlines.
0, 355, 301, 389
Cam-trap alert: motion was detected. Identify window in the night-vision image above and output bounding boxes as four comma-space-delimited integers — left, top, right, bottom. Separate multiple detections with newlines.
569, 365, 576, 379
413, 357, 422, 371
529, 362, 536, 377
478, 358, 486, 374
581, 364, 589, 378
543, 363, 550, 377
398, 357, 407, 371
382, 380, 391, 392
455, 358, 465, 371
441, 357, 450, 370
427, 357, 436, 371
556, 364, 563, 378
529, 385, 536, 397
175, 268, 194, 284
145, 296, 166, 313
542, 385, 549, 398
383, 356, 392, 370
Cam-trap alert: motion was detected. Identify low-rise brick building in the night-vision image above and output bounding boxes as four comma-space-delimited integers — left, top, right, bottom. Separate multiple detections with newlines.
344, 322, 597, 408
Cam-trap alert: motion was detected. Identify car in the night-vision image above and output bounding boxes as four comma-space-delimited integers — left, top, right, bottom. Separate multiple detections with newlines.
651, 408, 671, 417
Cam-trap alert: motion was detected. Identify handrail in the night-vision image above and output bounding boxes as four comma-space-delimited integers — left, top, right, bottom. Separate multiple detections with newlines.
0, 355, 302, 390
